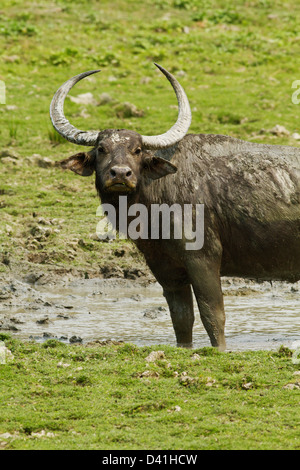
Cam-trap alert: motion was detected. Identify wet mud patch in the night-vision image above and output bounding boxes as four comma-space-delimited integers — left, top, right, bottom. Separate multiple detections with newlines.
0, 276, 299, 351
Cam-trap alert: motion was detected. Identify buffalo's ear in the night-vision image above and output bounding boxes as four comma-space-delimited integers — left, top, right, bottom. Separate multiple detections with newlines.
144, 156, 177, 180
59, 151, 95, 176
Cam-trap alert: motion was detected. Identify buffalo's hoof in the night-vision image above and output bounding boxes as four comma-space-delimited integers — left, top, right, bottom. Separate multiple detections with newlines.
176, 342, 193, 349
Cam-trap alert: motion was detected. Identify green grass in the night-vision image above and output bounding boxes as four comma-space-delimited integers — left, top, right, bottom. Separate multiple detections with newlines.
1, 0, 300, 276
0, 336, 299, 450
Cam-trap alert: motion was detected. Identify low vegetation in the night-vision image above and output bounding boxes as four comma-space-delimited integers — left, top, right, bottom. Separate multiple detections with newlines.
1, 0, 300, 277
0, 335, 299, 450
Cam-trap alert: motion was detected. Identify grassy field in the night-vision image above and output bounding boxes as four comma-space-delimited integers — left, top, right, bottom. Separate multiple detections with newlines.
0, 0, 300, 450
0, 335, 299, 450
1, 0, 300, 277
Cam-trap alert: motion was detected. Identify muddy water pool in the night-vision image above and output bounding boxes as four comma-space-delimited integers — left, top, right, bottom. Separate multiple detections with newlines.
0, 277, 299, 351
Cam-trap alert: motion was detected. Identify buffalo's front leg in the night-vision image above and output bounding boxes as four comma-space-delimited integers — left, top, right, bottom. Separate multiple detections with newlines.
141, 249, 194, 347
193, 280, 226, 351
187, 258, 226, 351
163, 284, 194, 348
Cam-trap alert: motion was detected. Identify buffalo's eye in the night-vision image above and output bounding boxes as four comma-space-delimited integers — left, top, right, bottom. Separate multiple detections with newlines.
134, 147, 142, 155
98, 145, 105, 154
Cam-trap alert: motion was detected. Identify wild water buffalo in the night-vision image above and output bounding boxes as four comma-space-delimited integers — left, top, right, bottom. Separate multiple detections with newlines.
50, 64, 300, 350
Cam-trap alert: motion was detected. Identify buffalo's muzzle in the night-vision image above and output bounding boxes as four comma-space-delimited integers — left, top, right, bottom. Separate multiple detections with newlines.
104, 165, 136, 192
110, 166, 132, 179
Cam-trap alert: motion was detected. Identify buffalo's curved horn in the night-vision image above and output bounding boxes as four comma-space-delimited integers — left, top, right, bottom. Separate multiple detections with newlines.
141, 63, 192, 149
50, 70, 101, 146
50, 64, 191, 149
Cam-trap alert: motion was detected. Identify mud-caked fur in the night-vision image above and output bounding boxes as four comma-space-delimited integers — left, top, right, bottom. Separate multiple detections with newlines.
60, 129, 300, 350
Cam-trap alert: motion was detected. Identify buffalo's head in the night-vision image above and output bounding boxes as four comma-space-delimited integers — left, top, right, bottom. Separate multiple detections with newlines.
50, 64, 191, 196
59, 129, 179, 196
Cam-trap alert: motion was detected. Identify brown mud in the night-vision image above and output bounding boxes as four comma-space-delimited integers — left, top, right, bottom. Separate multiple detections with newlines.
0, 255, 299, 351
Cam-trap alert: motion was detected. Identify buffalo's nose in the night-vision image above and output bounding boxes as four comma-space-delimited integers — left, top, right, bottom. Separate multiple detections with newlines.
110, 166, 132, 179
